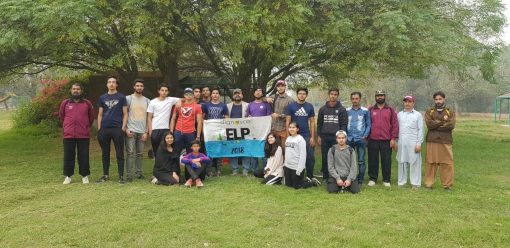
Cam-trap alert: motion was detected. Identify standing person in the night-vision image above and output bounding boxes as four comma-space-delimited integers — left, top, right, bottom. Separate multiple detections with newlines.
283, 122, 321, 189
96, 75, 128, 183
285, 87, 318, 181
270, 79, 293, 145
202, 87, 228, 176
125, 79, 150, 182
424, 91, 456, 191
181, 141, 211, 188
151, 132, 180, 186
256, 132, 284, 185
396, 96, 424, 189
346, 92, 371, 185
193, 86, 202, 103
317, 88, 348, 182
170, 88, 203, 154
59, 83, 94, 184
327, 130, 360, 194
200, 86, 211, 104
246, 87, 273, 172
367, 90, 398, 187
227, 88, 251, 176
147, 84, 181, 161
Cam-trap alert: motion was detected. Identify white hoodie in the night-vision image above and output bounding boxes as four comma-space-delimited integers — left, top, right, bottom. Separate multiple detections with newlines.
284, 134, 307, 175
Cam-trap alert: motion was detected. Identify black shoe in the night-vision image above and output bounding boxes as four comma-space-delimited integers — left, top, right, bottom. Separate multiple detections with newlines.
96, 175, 109, 183
136, 174, 145, 179
119, 176, 125, 184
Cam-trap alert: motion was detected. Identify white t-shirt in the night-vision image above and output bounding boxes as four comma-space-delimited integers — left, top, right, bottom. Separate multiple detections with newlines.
147, 97, 180, 130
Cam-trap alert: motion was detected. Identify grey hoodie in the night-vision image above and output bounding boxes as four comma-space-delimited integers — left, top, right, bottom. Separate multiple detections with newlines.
327, 144, 358, 182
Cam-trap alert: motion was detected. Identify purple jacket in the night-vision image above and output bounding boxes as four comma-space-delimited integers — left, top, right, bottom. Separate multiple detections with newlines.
59, 99, 94, 139
181, 152, 211, 169
368, 104, 398, 141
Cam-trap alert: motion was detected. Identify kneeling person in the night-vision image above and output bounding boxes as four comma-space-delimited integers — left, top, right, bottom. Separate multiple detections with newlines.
327, 130, 360, 194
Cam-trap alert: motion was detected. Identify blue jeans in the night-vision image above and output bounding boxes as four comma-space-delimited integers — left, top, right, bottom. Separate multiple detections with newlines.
349, 139, 367, 184
320, 135, 337, 180
174, 131, 196, 154
125, 132, 145, 179
230, 157, 251, 173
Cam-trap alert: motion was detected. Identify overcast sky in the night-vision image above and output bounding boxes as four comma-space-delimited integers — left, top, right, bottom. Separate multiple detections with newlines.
502, 0, 510, 43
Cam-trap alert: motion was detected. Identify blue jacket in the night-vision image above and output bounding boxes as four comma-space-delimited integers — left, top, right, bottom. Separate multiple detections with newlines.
346, 106, 371, 142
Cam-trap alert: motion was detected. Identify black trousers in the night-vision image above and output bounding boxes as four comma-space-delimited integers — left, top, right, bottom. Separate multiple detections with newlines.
185, 164, 206, 180
327, 177, 360, 194
97, 127, 124, 176
320, 135, 337, 179
367, 140, 392, 183
261, 175, 282, 185
151, 129, 169, 159
283, 166, 315, 189
63, 138, 90, 177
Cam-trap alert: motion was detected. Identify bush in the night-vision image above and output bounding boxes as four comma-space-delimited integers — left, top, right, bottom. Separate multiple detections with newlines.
12, 73, 91, 134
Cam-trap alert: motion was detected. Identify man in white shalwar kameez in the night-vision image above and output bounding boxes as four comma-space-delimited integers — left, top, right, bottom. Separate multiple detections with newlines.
396, 95, 424, 189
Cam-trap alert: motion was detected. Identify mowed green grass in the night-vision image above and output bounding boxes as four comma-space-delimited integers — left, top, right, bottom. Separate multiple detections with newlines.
0, 114, 509, 247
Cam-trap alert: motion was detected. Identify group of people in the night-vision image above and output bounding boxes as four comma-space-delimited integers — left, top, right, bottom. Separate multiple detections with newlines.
59, 76, 456, 192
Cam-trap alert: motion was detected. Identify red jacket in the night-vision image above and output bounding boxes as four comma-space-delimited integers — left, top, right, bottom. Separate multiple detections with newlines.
368, 104, 398, 141
59, 99, 94, 138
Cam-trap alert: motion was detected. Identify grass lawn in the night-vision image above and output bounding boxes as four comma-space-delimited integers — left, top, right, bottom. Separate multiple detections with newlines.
0, 113, 509, 247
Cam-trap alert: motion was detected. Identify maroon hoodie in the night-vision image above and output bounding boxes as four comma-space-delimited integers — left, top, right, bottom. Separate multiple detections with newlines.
368, 104, 398, 141
59, 98, 95, 138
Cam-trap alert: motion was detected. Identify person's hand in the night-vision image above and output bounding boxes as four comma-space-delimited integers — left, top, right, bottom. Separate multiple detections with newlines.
443, 115, 448, 121
310, 137, 315, 148
264, 167, 270, 173
415, 145, 421, 153
271, 113, 279, 119
194, 162, 202, 168
125, 129, 134, 138
344, 180, 351, 187
266, 97, 274, 104
317, 137, 322, 146
192, 158, 201, 163
141, 133, 148, 142
390, 139, 397, 151
336, 179, 344, 187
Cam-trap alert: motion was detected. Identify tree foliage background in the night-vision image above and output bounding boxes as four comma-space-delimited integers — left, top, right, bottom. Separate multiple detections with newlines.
0, 0, 506, 98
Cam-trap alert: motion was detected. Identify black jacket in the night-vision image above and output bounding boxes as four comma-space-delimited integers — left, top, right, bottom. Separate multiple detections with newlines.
317, 101, 348, 136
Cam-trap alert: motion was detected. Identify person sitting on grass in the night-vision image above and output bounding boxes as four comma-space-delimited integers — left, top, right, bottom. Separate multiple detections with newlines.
327, 130, 360, 194
254, 132, 284, 185
283, 122, 321, 189
151, 132, 180, 186
181, 141, 210, 188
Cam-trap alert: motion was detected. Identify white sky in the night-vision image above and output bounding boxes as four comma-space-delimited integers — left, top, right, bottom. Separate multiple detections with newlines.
502, 0, 510, 43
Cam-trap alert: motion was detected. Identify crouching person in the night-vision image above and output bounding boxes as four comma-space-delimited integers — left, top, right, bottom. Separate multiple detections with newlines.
327, 130, 360, 194
181, 141, 210, 188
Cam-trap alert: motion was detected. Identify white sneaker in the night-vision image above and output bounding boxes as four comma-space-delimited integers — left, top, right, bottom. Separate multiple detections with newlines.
367, 180, 376, 186
82, 176, 89, 184
151, 177, 158, 184
63, 176, 72, 185
383, 182, 391, 187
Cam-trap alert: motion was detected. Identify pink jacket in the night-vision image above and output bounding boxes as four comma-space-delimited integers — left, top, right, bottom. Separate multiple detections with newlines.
59, 99, 95, 138
368, 104, 398, 141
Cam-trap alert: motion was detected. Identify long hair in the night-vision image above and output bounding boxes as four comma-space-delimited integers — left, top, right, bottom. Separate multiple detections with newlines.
159, 131, 174, 151
264, 132, 282, 158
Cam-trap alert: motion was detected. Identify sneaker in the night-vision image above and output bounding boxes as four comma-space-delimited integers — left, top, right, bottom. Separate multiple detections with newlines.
367, 180, 376, 186
82, 176, 89, 184
119, 176, 125, 184
184, 179, 193, 188
216, 170, 221, 177
63, 176, 72, 185
96, 175, 109, 183
151, 177, 158, 184
304, 177, 312, 183
383, 182, 391, 187
242, 170, 249, 176
196, 178, 204, 188
311, 177, 322, 186
231, 170, 238, 176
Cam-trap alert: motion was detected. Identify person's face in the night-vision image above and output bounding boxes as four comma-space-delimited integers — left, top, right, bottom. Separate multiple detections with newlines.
158, 87, 169, 97
70, 85, 82, 96
375, 94, 386, 104
254, 89, 263, 99
351, 94, 361, 106
107, 78, 118, 90
193, 89, 201, 99
191, 144, 200, 153
202, 87, 210, 97
133, 82, 144, 94
297, 90, 307, 102
288, 124, 299, 135
336, 134, 347, 145
403, 100, 414, 110
434, 95, 445, 107
211, 90, 220, 101
328, 91, 339, 102
233, 92, 242, 101
276, 85, 286, 94
184, 93, 194, 101
165, 134, 174, 145
267, 134, 276, 145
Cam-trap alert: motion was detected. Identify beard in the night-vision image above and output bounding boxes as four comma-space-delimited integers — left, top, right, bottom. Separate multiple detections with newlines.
233, 96, 241, 102
135, 89, 143, 94
375, 98, 385, 104
71, 94, 83, 100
